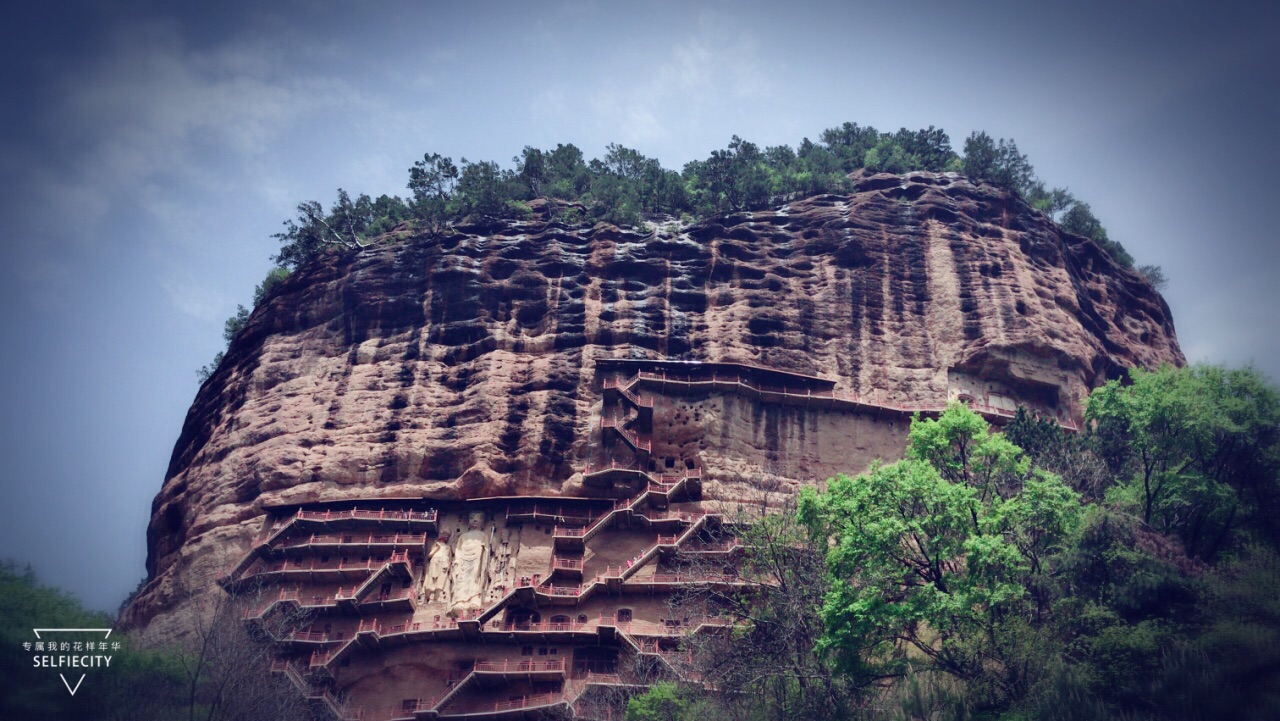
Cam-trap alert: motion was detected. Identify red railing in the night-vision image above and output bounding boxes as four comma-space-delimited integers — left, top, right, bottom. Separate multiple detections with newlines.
604, 376, 634, 391
576, 670, 625, 685
294, 508, 437, 523
263, 509, 437, 542
600, 416, 652, 452
584, 460, 644, 477
552, 557, 583, 570
380, 618, 463, 636
552, 503, 620, 544
638, 641, 694, 668
584, 462, 701, 490
604, 377, 655, 408
278, 532, 427, 550
637, 640, 667, 654
502, 620, 586, 633
382, 622, 414, 635
505, 503, 594, 524
598, 565, 624, 579
641, 510, 705, 524
647, 476, 687, 492
490, 693, 561, 712
543, 584, 582, 597
597, 613, 633, 634
391, 698, 437, 716
298, 592, 341, 607
294, 616, 463, 644
288, 629, 338, 642
361, 586, 414, 605
309, 650, 332, 667
285, 664, 311, 696
628, 389, 655, 408
248, 549, 411, 577
474, 658, 565, 673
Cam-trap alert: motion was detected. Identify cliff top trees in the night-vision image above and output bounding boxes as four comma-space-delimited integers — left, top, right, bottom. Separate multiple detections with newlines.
267, 121, 1138, 273
408, 152, 459, 236
962, 130, 1138, 270
1059, 201, 1137, 267
962, 131, 1035, 195
272, 189, 410, 270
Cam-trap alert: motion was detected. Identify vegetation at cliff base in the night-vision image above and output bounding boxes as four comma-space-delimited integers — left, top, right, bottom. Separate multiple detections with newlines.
0, 564, 312, 721
198, 120, 1164, 382
0, 562, 116, 720
626, 363, 1280, 721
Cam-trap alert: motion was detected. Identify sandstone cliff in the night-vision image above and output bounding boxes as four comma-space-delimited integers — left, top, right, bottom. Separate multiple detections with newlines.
124, 171, 1182, 640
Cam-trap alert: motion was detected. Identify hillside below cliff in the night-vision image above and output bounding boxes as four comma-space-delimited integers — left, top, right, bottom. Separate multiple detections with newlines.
124, 171, 1182, 638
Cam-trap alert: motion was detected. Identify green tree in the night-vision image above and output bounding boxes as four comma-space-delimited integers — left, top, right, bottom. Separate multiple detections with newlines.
1136, 264, 1167, 292
271, 188, 406, 270
626, 681, 698, 721
222, 306, 250, 344
1086, 364, 1280, 559
1025, 182, 1075, 222
798, 404, 1082, 706
585, 169, 642, 226
1058, 201, 1105, 240
601, 143, 651, 182
591, 143, 681, 218
408, 152, 459, 201
962, 131, 1035, 195
1059, 202, 1134, 268
893, 125, 956, 172
820, 121, 882, 171
1048, 506, 1198, 710
454, 158, 514, 219
251, 266, 291, 306
1005, 407, 1112, 501
0, 562, 113, 720
543, 143, 591, 198
863, 137, 919, 174
408, 152, 460, 236
514, 146, 547, 198
961, 131, 999, 184
196, 352, 224, 384
684, 135, 774, 214
792, 138, 849, 196
365, 193, 411, 236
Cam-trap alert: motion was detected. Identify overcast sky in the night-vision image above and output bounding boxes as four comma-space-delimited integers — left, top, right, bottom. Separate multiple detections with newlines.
1, 0, 1276, 612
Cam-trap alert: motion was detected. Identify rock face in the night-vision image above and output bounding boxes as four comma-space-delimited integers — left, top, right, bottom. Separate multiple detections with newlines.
124, 172, 1181, 717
